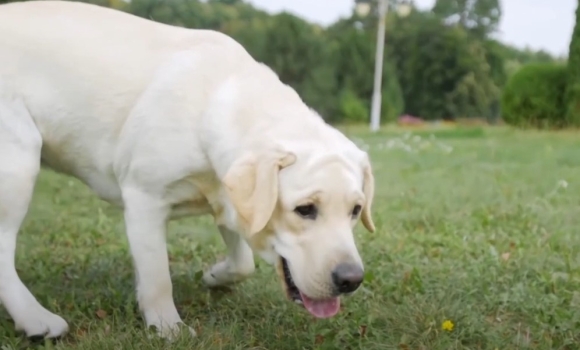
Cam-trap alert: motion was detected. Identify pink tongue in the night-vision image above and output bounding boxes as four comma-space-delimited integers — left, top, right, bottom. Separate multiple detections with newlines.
300, 292, 341, 318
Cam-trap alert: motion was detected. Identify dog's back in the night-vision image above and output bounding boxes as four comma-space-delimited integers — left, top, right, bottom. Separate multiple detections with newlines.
0, 1, 252, 180
0, 0, 248, 119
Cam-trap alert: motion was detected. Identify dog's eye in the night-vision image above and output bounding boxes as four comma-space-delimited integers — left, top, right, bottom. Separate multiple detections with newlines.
294, 204, 317, 219
351, 204, 362, 217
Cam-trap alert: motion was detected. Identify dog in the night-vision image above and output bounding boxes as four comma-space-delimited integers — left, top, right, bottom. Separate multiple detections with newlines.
0, 0, 376, 339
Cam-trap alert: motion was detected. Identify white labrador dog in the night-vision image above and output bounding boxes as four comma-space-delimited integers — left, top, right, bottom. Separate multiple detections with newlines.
0, 0, 376, 340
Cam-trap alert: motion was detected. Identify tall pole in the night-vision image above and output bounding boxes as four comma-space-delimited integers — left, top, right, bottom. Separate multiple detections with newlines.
370, 0, 388, 132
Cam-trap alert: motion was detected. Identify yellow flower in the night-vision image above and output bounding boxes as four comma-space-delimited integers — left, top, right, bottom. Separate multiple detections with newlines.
442, 320, 454, 331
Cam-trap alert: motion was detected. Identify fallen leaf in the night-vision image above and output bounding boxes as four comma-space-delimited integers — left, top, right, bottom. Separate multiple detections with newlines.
96, 309, 107, 319
501, 252, 510, 261
399, 334, 410, 348
359, 324, 367, 337
76, 328, 87, 338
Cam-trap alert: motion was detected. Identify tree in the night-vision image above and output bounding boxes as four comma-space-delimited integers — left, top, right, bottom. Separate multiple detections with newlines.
208, 0, 241, 4
432, 0, 501, 38
328, 23, 375, 121
327, 18, 404, 123
565, 0, 580, 126
380, 60, 405, 122
445, 40, 500, 120
261, 13, 339, 119
386, 10, 499, 120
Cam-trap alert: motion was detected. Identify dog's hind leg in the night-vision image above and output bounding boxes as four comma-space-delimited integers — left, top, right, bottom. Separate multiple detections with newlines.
0, 94, 69, 338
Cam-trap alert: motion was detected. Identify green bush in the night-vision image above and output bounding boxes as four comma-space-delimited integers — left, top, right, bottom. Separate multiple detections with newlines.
380, 60, 405, 123
565, 0, 580, 126
500, 63, 568, 128
339, 89, 369, 123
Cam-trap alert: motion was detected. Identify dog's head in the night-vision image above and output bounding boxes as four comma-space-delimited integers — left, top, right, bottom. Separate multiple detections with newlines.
222, 138, 375, 318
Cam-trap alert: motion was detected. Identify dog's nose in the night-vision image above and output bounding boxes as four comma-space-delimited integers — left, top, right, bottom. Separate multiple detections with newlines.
332, 263, 364, 294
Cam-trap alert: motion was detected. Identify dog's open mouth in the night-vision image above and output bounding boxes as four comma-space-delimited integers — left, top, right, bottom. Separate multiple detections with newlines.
280, 257, 341, 319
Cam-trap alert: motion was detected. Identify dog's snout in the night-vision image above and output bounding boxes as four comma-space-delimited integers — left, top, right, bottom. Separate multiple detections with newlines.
332, 263, 364, 294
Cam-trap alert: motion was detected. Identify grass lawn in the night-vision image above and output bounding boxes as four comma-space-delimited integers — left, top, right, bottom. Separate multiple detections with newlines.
1, 126, 580, 349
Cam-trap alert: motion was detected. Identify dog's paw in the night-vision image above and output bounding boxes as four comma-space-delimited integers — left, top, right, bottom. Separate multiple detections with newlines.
148, 321, 196, 341
203, 261, 233, 288
14, 309, 69, 339
203, 260, 254, 287
143, 305, 195, 341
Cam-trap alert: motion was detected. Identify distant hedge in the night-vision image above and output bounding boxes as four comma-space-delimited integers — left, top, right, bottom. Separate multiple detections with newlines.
500, 63, 568, 128
565, 0, 580, 126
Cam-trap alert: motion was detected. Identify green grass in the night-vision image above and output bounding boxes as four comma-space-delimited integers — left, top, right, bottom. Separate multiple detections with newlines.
2, 126, 580, 349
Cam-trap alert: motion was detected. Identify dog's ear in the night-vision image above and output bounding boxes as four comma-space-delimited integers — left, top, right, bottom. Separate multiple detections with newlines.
361, 154, 376, 233
222, 150, 296, 236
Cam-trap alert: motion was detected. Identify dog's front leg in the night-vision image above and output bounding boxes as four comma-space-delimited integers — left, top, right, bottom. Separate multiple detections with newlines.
203, 225, 255, 287
121, 186, 195, 339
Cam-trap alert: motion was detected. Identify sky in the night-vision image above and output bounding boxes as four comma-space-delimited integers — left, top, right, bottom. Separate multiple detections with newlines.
246, 0, 576, 58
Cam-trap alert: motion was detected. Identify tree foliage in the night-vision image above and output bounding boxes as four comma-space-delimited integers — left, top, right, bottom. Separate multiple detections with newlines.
385, 11, 500, 120
0, 0, 562, 125
565, 0, 580, 126
327, 19, 404, 123
433, 0, 501, 37
501, 63, 568, 128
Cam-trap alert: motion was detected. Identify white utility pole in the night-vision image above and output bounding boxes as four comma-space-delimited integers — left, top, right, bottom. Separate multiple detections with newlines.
370, 0, 388, 132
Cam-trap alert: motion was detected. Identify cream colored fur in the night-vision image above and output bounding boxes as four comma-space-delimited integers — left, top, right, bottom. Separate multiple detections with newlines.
0, 0, 375, 340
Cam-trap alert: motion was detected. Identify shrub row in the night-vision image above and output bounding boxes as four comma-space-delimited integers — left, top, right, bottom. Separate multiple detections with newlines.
502, 1, 580, 129
500, 63, 568, 128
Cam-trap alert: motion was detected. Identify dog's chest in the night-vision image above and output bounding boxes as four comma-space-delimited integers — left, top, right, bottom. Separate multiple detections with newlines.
166, 173, 223, 220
